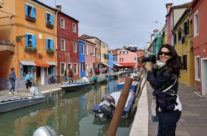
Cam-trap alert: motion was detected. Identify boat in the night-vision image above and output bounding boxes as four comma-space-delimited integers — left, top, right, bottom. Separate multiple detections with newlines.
60, 82, 91, 92
117, 81, 139, 91
91, 76, 108, 84
93, 90, 135, 119
0, 87, 45, 113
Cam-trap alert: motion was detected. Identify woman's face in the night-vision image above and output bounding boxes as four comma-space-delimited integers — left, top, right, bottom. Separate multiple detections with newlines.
159, 47, 172, 63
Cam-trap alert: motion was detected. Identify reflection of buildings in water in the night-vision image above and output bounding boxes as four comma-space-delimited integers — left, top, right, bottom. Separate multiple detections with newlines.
85, 90, 97, 111
58, 97, 80, 136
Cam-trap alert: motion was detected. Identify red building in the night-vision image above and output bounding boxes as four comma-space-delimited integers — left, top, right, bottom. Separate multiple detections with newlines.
56, 6, 79, 79
191, 0, 207, 95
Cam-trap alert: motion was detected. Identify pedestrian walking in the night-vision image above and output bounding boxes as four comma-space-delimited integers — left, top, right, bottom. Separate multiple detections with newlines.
68, 69, 73, 83
146, 44, 183, 136
25, 71, 33, 92
9, 67, 16, 95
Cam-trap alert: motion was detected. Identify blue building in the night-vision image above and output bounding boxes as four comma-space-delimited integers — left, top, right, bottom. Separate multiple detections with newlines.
108, 53, 117, 72
78, 39, 85, 78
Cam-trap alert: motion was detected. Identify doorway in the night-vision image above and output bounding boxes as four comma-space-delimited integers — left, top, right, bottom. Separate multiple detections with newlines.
201, 58, 207, 95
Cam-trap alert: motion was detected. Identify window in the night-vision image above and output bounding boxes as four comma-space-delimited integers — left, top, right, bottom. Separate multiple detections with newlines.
162, 31, 165, 38
25, 33, 36, 48
46, 12, 54, 27
61, 39, 65, 51
48, 66, 55, 76
60, 63, 65, 75
93, 48, 95, 56
85, 45, 88, 55
195, 56, 200, 80
60, 18, 65, 29
81, 62, 85, 71
173, 33, 177, 45
81, 44, 84, 54
134, 57, 136, 60
25, 4, 36, 19
73, 42, 77, 53
182, 55, 187, 71
178, 27, 182, 41
194, 10, 198, 36
184, 20, 189, 36
120, 57, 124, 62
46, 39, 54, 51
72, 23, 76, 33
74, 63, 78, 74
68, 63, 72, 70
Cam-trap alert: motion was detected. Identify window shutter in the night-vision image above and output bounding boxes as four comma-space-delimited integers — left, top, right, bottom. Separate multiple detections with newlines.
45, 12, 48, 24
32, 7, 36, 18
25, 34, 28, 47
32, 35, 36, 48
52, 66, 55, 75
51, 40, 54, 51
50, 14, 54, 25
25, 4, 28, 16
46, 38, 48, 50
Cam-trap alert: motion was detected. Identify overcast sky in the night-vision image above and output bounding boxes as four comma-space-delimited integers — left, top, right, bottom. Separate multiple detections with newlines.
41, 0, 192, 50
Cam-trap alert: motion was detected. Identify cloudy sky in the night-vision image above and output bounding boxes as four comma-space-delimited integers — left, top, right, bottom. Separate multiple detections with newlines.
41, 0, 192, 49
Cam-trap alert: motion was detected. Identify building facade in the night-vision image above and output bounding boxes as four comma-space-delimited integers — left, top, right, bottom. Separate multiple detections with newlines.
192, 0, 207, 95
78, 39, 85, 78
100, 41, 109, 69
56, 8, 79, 80
0, 0, 57, 89
172, 7, 194, 87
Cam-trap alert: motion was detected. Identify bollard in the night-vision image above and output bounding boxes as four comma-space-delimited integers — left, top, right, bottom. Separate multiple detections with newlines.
107, 77, 133, 136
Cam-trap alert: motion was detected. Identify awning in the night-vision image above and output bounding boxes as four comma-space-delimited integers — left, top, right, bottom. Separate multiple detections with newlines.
114, 63, 122, 67
119, 63, 136, 67
47, 62, 57, 66
101, 62, 109, 66
35, 60, 50, 67
20, 61, 36, 66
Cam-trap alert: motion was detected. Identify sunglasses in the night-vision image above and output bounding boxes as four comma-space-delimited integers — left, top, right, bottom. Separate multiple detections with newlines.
159, 51, 172, 56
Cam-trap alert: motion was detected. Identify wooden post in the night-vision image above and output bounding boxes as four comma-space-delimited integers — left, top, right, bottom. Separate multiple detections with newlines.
107, 77, 133, 136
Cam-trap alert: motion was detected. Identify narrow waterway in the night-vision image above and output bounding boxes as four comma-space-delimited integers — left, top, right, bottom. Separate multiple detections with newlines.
0, 78, 133, 136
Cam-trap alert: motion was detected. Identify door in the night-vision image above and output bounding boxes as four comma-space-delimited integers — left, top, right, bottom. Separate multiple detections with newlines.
201, 58, 207, 95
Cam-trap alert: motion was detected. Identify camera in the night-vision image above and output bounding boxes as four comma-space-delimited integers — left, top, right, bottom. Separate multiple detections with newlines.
142, 55, 156, 63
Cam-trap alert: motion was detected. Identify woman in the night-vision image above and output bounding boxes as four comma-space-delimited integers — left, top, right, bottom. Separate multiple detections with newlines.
25, 71, 33, 92
147, 44, 183, 136
9, 67, 16, 95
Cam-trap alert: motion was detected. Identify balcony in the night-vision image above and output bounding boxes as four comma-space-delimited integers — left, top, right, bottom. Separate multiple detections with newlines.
0, 40, 15, 53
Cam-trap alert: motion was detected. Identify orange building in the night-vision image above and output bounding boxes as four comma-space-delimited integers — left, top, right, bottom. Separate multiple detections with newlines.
0, 0, 57, 89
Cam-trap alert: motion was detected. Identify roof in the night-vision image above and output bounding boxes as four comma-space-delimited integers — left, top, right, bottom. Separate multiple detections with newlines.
80, 34, 101, 41
58, 11, 79, 22
78, 37, 96, 45
166, 2, 191, 17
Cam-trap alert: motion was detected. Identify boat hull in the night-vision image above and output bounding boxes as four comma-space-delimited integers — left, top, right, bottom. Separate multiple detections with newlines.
60, 82, 91, 92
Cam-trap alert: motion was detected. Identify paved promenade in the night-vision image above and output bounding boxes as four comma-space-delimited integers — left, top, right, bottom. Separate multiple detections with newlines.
147, 82, 207, 136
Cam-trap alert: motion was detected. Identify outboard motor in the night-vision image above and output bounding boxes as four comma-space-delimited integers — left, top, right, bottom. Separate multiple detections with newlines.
33, 126, 58, 136
98, 94, 115, 119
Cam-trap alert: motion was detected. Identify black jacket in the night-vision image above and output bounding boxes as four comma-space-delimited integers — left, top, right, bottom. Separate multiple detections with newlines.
147, 68, 178, 94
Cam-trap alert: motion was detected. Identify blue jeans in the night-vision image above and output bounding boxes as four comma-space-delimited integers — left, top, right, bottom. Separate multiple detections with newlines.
10, 80, 15, 92
157, 110, 181, 136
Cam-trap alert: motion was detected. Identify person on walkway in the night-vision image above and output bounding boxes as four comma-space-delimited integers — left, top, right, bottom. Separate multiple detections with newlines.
146, 44, 183, 136
68, 69, 73, 83
25, 71, 33, 92
9, 67, 16, 95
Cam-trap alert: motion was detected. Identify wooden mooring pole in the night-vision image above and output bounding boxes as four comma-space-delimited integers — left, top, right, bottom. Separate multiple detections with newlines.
107, 77, 133, 136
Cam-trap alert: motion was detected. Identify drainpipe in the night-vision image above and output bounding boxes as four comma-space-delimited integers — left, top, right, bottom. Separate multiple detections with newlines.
55, 10, 59, 76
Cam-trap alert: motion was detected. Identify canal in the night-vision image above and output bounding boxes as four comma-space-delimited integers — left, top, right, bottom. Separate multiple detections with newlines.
0, 78, 133, 136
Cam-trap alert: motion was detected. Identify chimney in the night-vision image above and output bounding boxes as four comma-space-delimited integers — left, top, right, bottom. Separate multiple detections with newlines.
56, 5, 62, 11
166, 3, 173, 14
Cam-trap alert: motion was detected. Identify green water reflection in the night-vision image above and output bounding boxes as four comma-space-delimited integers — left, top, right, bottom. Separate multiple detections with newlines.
0, 79, 133, 136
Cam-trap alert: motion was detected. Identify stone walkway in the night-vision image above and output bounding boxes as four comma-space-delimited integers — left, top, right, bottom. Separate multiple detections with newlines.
147, 82, 207, 136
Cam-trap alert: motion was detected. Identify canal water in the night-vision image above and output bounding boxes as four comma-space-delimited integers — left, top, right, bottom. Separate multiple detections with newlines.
0, 78, 133, 136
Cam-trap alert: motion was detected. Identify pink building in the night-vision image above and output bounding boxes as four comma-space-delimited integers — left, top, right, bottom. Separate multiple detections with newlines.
117, 49, 138, 71
84, 39, 96, 76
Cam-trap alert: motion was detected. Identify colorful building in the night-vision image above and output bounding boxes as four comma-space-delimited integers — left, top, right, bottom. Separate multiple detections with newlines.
172, 6, 194, 87
80, 34, 101, 69
56, 7, 79, 80
0, 0, 57, 89
152, 29, 163, 57
78, 39, 85, 78
162, 24, 168, 45
84, 39, 96, 77
100, 41, 109, 69
116, 49, 138, 72
108, 52, 114, 72
191, 0, 207, 95
165, 2, 190, 45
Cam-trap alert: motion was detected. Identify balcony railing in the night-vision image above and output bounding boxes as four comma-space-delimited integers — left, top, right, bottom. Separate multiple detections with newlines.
0, 40, 15, 53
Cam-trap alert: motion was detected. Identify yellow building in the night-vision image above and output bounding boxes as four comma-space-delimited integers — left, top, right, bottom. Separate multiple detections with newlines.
0, 0, 57, 89
162, 24, 168, 45
100, 41, 108, 67
172, 9, 194, 86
